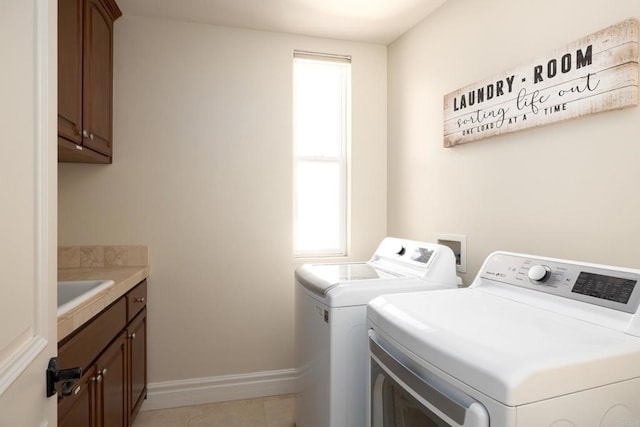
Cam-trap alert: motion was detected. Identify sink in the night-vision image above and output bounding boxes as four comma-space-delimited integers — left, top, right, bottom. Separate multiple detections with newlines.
58, 280, 115, 316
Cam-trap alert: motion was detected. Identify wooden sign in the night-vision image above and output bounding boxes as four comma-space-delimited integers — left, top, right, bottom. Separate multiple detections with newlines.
443, 18, 639, 147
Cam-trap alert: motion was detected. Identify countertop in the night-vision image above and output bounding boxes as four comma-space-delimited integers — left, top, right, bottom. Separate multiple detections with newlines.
58, 246, 150, 341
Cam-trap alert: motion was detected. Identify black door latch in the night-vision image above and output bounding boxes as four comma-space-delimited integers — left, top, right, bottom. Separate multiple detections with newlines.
46, 357, 82, 398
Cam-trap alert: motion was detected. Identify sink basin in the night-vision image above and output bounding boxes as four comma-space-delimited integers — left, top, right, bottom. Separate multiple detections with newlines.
58, 280, 115, 316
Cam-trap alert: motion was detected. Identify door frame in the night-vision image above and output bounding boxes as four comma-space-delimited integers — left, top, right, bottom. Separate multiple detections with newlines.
0, 0, 57, 424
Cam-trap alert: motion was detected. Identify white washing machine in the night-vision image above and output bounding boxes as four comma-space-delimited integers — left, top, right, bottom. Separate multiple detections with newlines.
295, 237, 459, 427
367, 251, 640, 426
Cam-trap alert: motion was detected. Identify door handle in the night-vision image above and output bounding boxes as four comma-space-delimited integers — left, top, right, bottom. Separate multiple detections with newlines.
46, 357, 82, 398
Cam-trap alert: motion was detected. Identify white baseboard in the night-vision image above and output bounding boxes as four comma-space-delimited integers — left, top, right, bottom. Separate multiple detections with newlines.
140, 368, 298, 411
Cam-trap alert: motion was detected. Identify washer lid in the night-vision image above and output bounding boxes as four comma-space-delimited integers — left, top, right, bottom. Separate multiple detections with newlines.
368, 288, 640, 406
296, 262, 403, 297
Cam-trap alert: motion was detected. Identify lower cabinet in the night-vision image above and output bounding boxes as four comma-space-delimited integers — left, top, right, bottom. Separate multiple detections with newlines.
58, 331, 127, 427
128, 308, 147, 423
99, 331, 128, 426
58, 368, 96, 427
58, 281, 147, 426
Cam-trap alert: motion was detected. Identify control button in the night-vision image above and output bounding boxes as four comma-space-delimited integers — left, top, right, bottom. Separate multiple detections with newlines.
396, 246, 406, 256
528, 265, 552, 283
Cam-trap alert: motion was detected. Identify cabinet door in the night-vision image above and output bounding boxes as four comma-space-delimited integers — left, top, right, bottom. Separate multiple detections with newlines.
97, 331, 128, 427
83, 0, 114, 156
58, 0, 83, 144
58, 367, 98, 427
128, 308, 147, 424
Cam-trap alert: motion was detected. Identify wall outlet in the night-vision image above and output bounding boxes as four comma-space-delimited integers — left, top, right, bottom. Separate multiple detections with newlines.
436, 234, 466, 273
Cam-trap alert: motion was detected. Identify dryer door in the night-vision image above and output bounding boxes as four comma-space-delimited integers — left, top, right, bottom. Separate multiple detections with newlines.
369, 332, 489, 427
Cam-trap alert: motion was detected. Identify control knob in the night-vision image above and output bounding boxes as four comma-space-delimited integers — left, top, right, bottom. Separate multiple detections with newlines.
528, 265, 552, 283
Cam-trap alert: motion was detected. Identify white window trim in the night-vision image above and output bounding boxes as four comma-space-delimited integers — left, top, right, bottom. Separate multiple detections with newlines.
293, 52, 351, 258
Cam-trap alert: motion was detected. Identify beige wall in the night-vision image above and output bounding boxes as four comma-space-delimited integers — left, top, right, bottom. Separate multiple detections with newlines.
58, 16, 387, 382
388, 0, 640, 284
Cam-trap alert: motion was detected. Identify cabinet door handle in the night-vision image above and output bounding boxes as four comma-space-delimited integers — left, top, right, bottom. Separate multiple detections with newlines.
94, 368, 107, 382
129, 332, 136, 340
89, 133, 94, 140
82, 129, 89, 138
135, 297, 145, 303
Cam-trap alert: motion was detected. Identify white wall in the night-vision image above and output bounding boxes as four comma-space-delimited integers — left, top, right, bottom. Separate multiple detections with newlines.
58, 16, 387, 384
388, 0, 640, 283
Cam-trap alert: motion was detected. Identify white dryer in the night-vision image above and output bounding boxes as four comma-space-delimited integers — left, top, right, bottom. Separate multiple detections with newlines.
367, 251, 640, 426
294, 237, 458, 427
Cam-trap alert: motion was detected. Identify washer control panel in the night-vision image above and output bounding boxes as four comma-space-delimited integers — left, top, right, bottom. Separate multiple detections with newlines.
480, 253, 640, 314
374, 238, 436, 266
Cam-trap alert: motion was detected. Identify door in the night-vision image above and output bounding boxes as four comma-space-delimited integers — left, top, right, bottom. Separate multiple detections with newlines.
369, 333, 489, 427
83, 0, 114, 156
0, 0, 57, 425
129, 309, 147, 421
58, 0, 84, 144
58, 367, 98, 427
97, 331, 128, 427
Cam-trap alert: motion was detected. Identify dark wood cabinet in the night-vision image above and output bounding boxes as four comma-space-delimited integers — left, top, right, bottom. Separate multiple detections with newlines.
126, 280, 147, 322
58, 281, 147, 426
98, 331, 128, 426
58, 368, 96, 427
128, 308, 147, 424
58, 0, 121, 163
58, 0, 83, 147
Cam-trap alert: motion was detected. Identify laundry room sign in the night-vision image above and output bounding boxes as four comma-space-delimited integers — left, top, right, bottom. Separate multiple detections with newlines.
443, 18, 639, 147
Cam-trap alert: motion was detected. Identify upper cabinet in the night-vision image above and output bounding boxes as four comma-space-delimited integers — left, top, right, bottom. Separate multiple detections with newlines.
58, 0, 121, 163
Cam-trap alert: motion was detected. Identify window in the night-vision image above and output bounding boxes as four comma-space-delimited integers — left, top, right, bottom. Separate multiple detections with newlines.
293, 51, 351, 256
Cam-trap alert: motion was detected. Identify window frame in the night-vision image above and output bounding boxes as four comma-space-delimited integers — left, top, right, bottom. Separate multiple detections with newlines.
292, 51, 352, 258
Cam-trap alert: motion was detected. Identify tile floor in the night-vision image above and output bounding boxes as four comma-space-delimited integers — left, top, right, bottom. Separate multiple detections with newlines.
133, 394, 295, 427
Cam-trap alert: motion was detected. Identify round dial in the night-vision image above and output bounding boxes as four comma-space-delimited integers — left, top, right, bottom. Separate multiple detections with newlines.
528, 265, 552, 283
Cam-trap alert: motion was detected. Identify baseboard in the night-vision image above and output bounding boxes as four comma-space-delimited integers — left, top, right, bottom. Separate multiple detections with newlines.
140, 368, 298, 411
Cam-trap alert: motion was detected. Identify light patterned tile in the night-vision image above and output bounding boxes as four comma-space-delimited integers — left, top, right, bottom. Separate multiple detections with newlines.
79, 246, 104, 267
58, 246, 81, 269
188, 398, 267, 427
132, 395, 296, 427
124, 245, 149, 266
104, 246, 128, 267
133, 406, 191, 427
104, 245, 149, 267
264, 394, 295, 427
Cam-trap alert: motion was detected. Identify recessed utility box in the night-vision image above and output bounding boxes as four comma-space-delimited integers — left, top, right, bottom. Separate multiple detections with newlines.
436, 234, 466, 273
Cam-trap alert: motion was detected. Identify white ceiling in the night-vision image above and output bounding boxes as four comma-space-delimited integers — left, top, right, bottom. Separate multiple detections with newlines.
116, 0, 447, 45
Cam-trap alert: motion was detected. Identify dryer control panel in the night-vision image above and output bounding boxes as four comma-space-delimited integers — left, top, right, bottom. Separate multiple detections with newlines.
478, 252, 640, 314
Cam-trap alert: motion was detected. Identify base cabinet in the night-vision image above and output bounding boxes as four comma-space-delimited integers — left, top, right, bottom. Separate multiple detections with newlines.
99, 331, 128, 426
58, 281, 147, 426
58, 368, 96, 427
59, 331, 128, 427
128, 308, 147, 424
